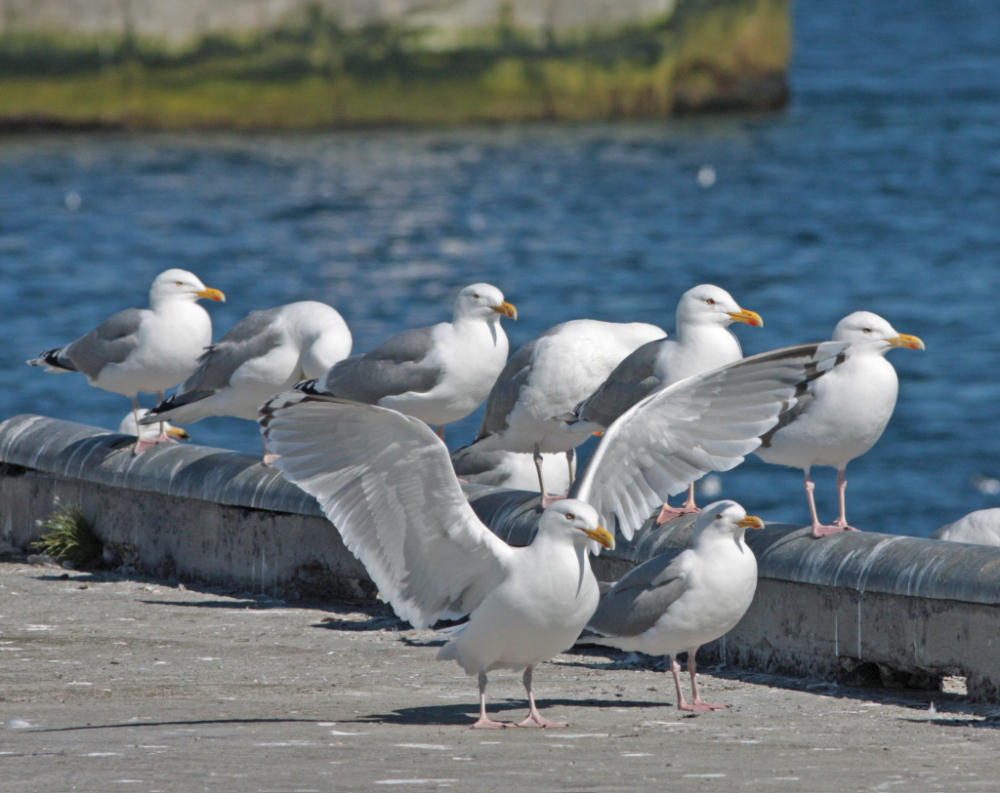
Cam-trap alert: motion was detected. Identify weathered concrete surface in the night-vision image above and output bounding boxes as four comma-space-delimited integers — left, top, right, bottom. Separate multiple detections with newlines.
1, 561, 997, 793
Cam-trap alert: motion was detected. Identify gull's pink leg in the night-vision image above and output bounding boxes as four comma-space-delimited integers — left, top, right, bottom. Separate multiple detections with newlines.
656, 485, 701, 525
687, 651, 730, 711
670, 656, 692, 710
517, 665, 566, 728
565, 449, 575, 487
831, 468, 859, 531
471, 672, 510, 729
435, 424, 446, 441
261, 435, 280, 466
804, 468, 845, 538
534, 445, 567, 508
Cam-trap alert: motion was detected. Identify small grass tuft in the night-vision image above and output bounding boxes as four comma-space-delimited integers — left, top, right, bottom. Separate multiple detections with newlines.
32, 499, 103, 567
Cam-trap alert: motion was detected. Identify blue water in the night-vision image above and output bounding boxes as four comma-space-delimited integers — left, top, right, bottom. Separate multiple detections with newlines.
2, 0, 998, 537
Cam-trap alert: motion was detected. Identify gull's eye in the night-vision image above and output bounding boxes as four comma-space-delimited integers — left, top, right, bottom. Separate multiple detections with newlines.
175, 281, 184, 286
863, 328, 872, 334
565, 512, 575, 520
716, 513, 723, 519
705, 298, 715, 305
472, 293, 480, 299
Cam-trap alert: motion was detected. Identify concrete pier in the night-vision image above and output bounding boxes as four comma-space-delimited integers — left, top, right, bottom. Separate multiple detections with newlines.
2, 414, 999, 701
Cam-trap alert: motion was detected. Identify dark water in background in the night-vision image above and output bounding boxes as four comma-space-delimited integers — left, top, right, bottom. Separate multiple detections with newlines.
1, 0, 998, 537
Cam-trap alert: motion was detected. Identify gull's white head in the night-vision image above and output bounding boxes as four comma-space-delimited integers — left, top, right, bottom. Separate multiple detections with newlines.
539, 499, 615, 551
832, 311, 924, 356
150, 269, 226, 308
118, 409, 190, 441
453, 283, 517, 323
692, 500, 764, 547
676, 284, 762, 330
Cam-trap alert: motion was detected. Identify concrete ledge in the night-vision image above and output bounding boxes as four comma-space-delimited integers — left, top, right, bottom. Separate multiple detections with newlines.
2, 414, 999, 701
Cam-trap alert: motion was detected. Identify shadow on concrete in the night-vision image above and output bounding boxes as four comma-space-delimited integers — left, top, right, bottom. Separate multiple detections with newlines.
31, 717, 327, 734
344, 697, 665, 727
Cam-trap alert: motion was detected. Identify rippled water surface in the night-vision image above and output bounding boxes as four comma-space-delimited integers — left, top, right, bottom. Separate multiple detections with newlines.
2, 0, 998, 537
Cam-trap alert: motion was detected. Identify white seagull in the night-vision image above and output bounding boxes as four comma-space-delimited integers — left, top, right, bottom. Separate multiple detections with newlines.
258, 340, 845, 727
140, 301, 352, 461
27, 268, 224, 453
754, 311, 924, 537
118, 409, 190, 443
568, 285, 761, 521
932, 509, 1000, 546
584, 501, 763, 711
452, 319, 666, 504
259, 395, 613, 729
298, 284, 515, 441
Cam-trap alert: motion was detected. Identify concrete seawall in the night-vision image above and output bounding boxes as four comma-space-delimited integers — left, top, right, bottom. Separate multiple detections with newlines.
2, 413, 998, 701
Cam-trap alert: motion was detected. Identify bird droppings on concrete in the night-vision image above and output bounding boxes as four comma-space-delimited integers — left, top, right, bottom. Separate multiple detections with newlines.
2, 560, 1000, 793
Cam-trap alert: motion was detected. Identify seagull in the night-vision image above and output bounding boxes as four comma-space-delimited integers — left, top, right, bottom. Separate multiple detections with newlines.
258, 340, 845, 726
932, 509, 1000, 546
27, 269, 225, 453
297, 284, 515, 441
568, 340, 849, 542
584, 501, 763, 711
451, 448, 575, 493
452, 319, 666, 504
568, 285, 761, 522
139, 301, 352, 461
118, 409, 190, 443
754, 311, 924, 537
258, 395, 614, 729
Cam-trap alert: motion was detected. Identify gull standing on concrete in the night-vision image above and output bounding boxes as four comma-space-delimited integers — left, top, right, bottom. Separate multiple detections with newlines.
585, 501, 763, 711
754, 311, 924, 537
258, 395, 614, 729
118, 409, 190, 443
139, 301, 352, 461
27, 268, 225, 453
568, 285, 761, 521
297, 284, 515, 441
452, 319, 666, 504
932, 509, 1000, 546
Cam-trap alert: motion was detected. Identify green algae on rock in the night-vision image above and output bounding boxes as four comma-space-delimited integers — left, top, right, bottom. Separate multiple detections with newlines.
0, 0, 789, 130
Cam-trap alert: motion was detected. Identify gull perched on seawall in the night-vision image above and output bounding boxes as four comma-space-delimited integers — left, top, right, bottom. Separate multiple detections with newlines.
451, 448, 575, 494
452, 319, 666, 504
139, 300, 352, 461
932, 509, 1000, 546
118, 409, 189, 443
584, 501, 763, 711
567, 340, 850, 543
258, 394, 614, 729
296, 283, 515, 441
27, 268, 225, 453
568, 285, 761, 521
754, 311, 924, 538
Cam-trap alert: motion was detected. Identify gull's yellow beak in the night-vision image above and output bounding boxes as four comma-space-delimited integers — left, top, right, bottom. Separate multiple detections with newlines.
888, 334, 925, 351
491, 301, 517, 320
195, 287, 226, 302
165, 426, 190, 441
737, 515, 765, 530
582, 525, 615, 550
727, 308, 763, 328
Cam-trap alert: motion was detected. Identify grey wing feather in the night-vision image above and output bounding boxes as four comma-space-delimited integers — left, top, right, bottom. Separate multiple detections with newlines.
574, 340, 665, 428
758, 385, 819, 448
588, 551, 689, 638
182, 307, 285, 393
450, 448, 512, 487
319, 326, 442, 403
59, 308, 146, 379
475, 337, 538, 439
